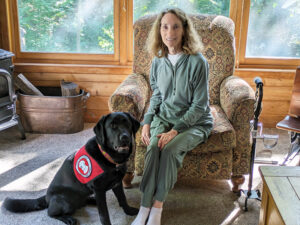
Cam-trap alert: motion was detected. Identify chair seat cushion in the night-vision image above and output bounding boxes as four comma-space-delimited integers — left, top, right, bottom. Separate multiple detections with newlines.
136, 104, 236, 154
188, 105, 236, 154
276, 115, 300, 133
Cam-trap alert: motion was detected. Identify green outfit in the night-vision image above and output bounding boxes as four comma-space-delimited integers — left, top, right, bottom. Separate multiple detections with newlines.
140, 53, 213, 207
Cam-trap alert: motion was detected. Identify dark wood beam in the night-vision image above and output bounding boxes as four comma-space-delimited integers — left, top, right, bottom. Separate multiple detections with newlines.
0, 0, 10, 50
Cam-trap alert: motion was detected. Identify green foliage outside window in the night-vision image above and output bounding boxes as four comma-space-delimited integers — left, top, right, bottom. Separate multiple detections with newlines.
246, 0, 300, 58
17, 0, 300, 58
133, 0, 230, 22
18, 0, 230, 54
18, 0, 114, 53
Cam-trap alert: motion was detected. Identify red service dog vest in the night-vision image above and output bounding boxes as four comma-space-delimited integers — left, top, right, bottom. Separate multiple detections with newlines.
73, 145, 104, 184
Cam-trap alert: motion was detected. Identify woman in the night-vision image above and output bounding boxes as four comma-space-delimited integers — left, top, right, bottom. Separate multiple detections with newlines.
132, 8, 213, 225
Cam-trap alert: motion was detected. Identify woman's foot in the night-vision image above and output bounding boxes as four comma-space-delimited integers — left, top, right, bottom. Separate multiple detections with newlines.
131, 206, 150, 225
146, 207, 162, 225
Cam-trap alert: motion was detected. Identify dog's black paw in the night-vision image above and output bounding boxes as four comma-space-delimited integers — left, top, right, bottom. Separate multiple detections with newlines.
57, 215, 78, 225
67, 218, 78, 225
123, 206, 139, 216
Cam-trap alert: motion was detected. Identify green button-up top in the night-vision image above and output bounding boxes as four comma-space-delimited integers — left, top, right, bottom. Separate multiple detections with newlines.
143, 53, 213, 138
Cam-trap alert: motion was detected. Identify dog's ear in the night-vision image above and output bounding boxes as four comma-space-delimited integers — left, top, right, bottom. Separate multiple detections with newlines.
124, 112, 140, 134
93, 114, 108, 146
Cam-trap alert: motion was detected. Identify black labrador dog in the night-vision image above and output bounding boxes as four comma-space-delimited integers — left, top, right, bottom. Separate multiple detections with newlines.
3, 112, 140, 225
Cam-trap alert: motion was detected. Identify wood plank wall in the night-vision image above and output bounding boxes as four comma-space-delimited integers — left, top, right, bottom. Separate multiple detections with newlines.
234, 69, 295, 128
14, 65, 132, 123
12, 66, 295, 128
2, 0, 296, 128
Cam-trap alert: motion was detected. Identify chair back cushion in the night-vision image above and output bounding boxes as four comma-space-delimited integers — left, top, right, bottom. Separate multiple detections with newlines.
133, 14, 235, 105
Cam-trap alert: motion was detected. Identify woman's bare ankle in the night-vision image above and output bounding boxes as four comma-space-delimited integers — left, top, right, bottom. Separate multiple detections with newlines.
152, 200, 163, 208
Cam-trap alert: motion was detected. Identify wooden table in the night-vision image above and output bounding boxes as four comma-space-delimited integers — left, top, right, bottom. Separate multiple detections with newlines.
259, 166, 300, 225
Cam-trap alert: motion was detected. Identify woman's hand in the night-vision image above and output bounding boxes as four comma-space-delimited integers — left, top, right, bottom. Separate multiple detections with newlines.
141, 124, 151, 146
157, 129, 178, 150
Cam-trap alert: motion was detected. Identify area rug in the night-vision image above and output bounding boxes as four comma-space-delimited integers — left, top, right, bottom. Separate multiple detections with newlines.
0, 124, 290, 225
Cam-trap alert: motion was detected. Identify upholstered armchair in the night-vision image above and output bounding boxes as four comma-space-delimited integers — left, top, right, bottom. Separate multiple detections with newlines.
109, 14, 255, 191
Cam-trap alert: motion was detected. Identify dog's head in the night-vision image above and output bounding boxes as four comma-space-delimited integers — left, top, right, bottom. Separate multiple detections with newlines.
93, 112, 140, 164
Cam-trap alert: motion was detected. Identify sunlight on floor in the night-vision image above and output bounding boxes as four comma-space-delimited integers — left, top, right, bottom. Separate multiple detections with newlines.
220, 207, 241, 225
0, 157, 64, 191
0, 153, 37, 175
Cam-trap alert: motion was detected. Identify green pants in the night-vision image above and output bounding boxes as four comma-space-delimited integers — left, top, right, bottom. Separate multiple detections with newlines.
140, 116, 206, 207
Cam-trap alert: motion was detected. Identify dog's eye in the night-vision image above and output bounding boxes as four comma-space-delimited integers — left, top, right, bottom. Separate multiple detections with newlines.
111, 123, 116, 129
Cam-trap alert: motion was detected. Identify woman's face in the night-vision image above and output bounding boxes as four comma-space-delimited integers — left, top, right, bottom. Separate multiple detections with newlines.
160, 13, 184, 54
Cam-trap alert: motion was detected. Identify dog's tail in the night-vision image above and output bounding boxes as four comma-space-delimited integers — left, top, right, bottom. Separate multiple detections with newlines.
3, 196, 48, 213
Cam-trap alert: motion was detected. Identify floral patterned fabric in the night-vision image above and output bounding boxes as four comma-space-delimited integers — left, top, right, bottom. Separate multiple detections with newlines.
134, 105, 236, 179
108, 14, 255, 180
109, 74, 150, 121
220, 76, 256, 175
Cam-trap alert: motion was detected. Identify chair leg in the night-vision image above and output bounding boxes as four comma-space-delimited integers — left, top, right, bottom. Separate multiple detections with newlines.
231, 175, 245, 193
122, 172, 134, 189
281, 132, 300, 165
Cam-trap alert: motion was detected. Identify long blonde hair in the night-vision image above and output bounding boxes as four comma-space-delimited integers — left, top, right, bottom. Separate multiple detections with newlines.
146, 8, 203, 58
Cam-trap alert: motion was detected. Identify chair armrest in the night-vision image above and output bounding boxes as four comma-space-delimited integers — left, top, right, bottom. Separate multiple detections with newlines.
220, 76, 256, 124
108, 73, 150, 121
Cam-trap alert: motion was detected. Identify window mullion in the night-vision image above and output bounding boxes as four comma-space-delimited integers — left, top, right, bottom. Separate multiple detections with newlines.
119, 0, 127, 65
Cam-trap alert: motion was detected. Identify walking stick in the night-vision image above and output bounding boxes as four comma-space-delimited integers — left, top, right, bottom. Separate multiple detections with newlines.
241, 77, 263, 211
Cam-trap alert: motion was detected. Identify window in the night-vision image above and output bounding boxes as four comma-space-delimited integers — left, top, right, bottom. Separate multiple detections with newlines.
133, 0, 230, 22
8, 0, 126, 64
236, 0, 300, 69
246, 0, 300, 58
18, 0, 114, 54
2, 0, 299, 69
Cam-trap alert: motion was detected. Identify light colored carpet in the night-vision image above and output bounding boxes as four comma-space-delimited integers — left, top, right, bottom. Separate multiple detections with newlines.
0, 124, 291, 225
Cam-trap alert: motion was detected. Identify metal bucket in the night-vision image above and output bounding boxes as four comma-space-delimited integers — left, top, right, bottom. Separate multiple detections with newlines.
18, 87, 90, 134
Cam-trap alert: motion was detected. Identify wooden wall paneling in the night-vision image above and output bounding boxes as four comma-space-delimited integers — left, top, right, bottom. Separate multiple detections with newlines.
235, 69, 295, 85
30, 80, 121, 96
10, 0, 20, 57
85, 109, 110, 122
23, 71, 129, 122
85, 97, 111, 121
13, 64, 132, 74
27, 77, 127, 122
25, 71, 129, 122
5, 0, 297, 126
22, 73, 128, 83
13, 58, 121, 65
235, 69, 295, 127
238, 60, 300, 70
0, 0, 7, 49
0, 0, 13, 51
260, 115, 288, 128
86, 96, 110, 110
261, 101, 291, 115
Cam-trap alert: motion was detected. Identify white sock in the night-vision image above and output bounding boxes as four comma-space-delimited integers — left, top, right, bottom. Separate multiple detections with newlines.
131, 206, 150, 225
146, 207, 163, 225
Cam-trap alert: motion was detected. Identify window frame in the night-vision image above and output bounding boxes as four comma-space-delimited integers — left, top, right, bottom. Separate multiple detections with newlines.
6, 0, 133, 66
233, 0, 300, 70
1, 0, 299, 70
